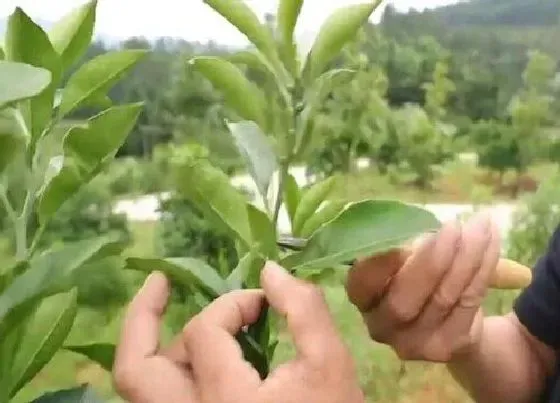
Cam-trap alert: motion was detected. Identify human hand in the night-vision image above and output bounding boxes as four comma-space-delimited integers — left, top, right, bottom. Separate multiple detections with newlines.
113, 261, 364, 403
345, 211, 501, 362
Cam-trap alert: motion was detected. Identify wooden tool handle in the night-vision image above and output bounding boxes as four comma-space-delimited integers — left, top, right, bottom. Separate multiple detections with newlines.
400, 246, 533, 290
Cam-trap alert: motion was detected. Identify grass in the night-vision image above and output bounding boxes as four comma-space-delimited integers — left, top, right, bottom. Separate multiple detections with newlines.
11, 159, 552, 402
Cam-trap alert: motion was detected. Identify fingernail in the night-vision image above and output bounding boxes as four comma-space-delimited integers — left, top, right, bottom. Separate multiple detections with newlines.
263, 261, 290, 280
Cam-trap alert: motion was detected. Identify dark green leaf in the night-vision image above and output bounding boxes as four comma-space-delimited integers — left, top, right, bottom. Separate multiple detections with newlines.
292, 176, 338, 236
236, 332, 269, 380
300, 199, 347, 238
277, 0, 303, 75
203, 0, 279, 67
9, 289, 78, 397
302, 1, 380, 81
31, 384, 104, 403
58, 50, 147, 117
0, 61, 52, 108
38, 103, 143, 223
64, 343, 115, 372
0, 47, 4, 60
190, 56, 267, 129
227, 249, 265, 290
126, 257, 229, 298
0, 107, 27, 174
173, 157, 252, 247
227, 121, 278, 199
247, 204, 278, 259
48, 0, 97, 71
283, 173, 300, 225
0, 235, 121, 323
281, 200, 441, 271
5, 7, 61, 138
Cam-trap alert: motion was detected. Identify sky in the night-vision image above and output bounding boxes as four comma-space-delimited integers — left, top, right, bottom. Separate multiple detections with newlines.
0, 0, 458, 47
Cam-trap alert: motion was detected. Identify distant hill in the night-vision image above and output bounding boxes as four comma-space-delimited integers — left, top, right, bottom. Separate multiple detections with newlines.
432, 0, 559, 27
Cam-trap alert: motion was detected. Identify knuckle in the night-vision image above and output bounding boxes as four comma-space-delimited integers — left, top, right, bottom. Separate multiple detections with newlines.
385, 297, 417, 323
432, 289, 457, 311
459, 291, 483, 309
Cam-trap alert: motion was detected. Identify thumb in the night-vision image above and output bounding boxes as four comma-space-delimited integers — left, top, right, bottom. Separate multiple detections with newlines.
261, 261, 344, 364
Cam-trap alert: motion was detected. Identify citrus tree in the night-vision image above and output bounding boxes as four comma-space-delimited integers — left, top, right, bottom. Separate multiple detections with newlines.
0, 1, 146, 401
127, 0, 441, 379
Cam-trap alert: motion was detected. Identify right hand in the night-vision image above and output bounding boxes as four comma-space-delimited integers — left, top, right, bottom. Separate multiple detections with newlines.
345, 212, 501, 362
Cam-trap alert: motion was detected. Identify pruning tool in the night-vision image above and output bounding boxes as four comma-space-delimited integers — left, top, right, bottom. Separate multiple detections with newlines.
276, 235, 532, 290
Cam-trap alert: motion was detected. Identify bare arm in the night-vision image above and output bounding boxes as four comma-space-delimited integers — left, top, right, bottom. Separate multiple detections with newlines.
448, 313, 557, 403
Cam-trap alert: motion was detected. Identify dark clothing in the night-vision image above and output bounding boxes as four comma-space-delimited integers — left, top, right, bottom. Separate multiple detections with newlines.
514, 226, 560, 402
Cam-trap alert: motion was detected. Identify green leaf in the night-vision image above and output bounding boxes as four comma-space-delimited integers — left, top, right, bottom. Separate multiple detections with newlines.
302, 1, 380, 81
64, 343, 115, 372
203, 0, 279, 66
0, 61, 52, 108
227, 121, 278, 199
9, 289, 78, 397
48, 0, 97, 70
5, 7, 61, 138
126, 257, 229, 298
277, 0, 304, 75
0, 47, 4, 60
38, 103, 143, 223
31, 384, 104, 403
58, 50, 147, 117
283, 173, 300, 225
292, 176, 338, 236
0, 235, 121, 324
281, 200, 441, 271
300, 199, 347, 238
247, 204, 278, 259
0, 107, 27, 174
190, 56, 267, 129
173, 157, 252, 247
227, 249, 265, 290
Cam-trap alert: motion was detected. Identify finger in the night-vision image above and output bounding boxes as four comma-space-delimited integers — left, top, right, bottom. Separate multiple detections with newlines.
427, 219, 501, 357
115, 272, 170, 371
346, 248, 407, 312
415, 211, 492, 330
184, 290, 264, 391
160, 334, 189, 365
261, 261, 346, 365
370, 220, 461, 331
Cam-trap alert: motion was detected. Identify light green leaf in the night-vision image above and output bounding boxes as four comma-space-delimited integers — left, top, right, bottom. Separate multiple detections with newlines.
281, 200, 441, 271
174, 157, 252, 247
300, 199, 347, 238
64, 343, 115, 372
292, 176, 338, 236
283, 173, 300, 225
127, 258, 229, 298
302, 1, 380, 81
277, 0, 303, 75
247, 204, 278, 259
5, 7, 61, 138
203, 0, 279, 66
9, 289, 78, 398
38, 103, 143, 223
190, 56, 267, 129
227, 121, 278, 199
227, 249, 265, 290
31, 385, 104, 403
48, 0, 97, 70
0, 235, 122, 324
0, 61, 52, 108
58, 50, 147, 117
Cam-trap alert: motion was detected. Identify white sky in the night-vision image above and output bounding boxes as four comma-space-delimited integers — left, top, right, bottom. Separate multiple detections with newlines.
0, 0, 457, 47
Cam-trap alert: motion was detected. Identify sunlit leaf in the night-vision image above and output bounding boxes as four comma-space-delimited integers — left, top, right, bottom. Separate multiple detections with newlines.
227, 249, 265, 290
300, 199, 347, 238
0, 61, 52, 108
227, 121, 278, 199
48, 0, 97, 70
277, 0, 303, 75
292, 176, 338, 236
282, 200, 441, 271
247, 204, 278, 259
283, 173, 300, 225
58, 50, 147, 117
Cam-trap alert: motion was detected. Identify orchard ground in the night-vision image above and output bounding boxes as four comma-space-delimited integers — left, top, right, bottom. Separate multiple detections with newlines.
13, 157, 550, 403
